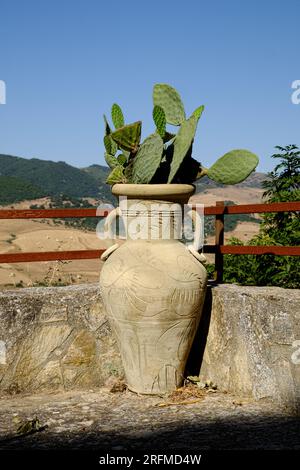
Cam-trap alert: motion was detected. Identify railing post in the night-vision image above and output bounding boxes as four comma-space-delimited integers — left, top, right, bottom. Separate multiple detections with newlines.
214, 201, 225, 283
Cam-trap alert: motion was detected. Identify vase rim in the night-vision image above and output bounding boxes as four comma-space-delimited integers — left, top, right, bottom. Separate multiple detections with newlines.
111, 184, 195, 203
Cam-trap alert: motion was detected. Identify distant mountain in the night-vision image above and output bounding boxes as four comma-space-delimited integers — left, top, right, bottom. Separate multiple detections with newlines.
82, 164, 109, 183
0, 154, 112, 204
0, 153, 266, 206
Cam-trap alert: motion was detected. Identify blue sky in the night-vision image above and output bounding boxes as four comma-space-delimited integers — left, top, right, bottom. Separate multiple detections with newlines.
0, 0, 299, 172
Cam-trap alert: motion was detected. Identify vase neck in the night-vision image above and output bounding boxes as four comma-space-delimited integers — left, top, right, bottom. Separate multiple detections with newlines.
119, 198, 184, 241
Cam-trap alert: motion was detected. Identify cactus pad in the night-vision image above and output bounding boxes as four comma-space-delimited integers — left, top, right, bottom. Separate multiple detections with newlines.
153, 105, 166, 137
207, 149, 259, 184
167, 115, 198, 183
131, 133, 164, 183
111, 121, 142, 152
193, 105, 205, 120
104, 135, 117, 156
153, 84, 186, 125
111, 103, 125, 129
117, 154, 127, 165
105, 152, 119, 169
106, 165, 125, 185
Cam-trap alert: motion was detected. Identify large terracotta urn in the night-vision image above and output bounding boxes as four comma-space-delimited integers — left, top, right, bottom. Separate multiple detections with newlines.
99, 184, 207, 394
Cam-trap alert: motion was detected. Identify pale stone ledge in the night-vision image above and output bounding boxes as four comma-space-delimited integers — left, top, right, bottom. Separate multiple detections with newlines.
199, 284, 300, 413
0, 284, 123, 394
0, 283, 299, 412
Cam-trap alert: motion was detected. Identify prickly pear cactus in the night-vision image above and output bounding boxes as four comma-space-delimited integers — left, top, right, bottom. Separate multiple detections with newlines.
131, 133, 164, 184
104, 135, 118, 156
111, 103, 125, 129
102, 83, 259, 187
168, 115, 199, 183
192, 105, 205, 120
106, 165, 125, 184
153, 105, 166, 138
153, 84, 186, 125
111, 121, 142, 152
207, 149, 259, 184
105, 152, 119, 169
117, 154, 127, 165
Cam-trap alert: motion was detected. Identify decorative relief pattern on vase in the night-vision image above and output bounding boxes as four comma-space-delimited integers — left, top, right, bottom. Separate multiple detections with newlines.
100, 239, 207, 394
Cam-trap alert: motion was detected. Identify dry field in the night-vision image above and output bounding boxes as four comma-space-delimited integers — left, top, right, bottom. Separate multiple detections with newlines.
0, 188, 263, 288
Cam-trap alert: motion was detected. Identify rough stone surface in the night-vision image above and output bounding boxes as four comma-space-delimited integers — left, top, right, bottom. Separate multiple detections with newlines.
0, 283, 299, 412
0, 388, 299, 450
0, 285, 123, 394
199, 284, 300, 413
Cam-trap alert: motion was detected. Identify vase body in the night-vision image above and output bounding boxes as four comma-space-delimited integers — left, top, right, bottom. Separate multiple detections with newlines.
100, 184, 207, 394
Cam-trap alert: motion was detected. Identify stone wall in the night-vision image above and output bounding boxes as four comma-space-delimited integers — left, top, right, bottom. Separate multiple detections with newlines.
0, 285, 123, 394
0, 283, 299, 411
199, 285, 300, 413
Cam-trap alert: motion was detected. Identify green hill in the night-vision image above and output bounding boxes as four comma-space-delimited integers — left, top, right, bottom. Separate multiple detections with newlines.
0, 153, 265, 206
0, 154, 113, 202
0, 176, 45, 204
82, 164, 109, 183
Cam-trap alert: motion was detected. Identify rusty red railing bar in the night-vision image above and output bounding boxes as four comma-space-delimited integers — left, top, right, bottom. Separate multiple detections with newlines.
218, 245, 300, 256
0, 250, 106, 263
1, 245, 299, 264
0, 208, 109, 219
201, 201, 300, 216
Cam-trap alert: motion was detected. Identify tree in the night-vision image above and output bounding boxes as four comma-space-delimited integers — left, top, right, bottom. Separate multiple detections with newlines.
261, 145, 300, 246
222, 145, 300, 288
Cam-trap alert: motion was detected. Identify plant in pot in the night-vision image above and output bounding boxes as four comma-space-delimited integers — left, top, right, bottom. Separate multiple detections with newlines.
99, 84, 259, 394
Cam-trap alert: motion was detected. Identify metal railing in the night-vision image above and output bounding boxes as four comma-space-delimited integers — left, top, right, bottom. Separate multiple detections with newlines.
0, 201, 299, 282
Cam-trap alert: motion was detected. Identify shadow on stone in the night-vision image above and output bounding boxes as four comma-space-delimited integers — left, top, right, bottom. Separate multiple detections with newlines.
185, 285, 213, 377
0, 413, 299, 450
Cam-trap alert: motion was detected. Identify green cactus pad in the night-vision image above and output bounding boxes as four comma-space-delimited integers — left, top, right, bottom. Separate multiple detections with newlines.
104, 135, 118, 156
111, 103, 125, 129
192, 105, 205, 120
111, 121, 142, 152
106, 165, 125, 185
207, 149, 259, 184
131, 133, 164, 184
117, 154, 127, 165
124, 161, 134, 182
103, 114, 111, 135
167, 115, 198, 183
103, 135, 111, 154
153, 84, 186, 125
105, 152, 119, 169
153, 105, 166, 137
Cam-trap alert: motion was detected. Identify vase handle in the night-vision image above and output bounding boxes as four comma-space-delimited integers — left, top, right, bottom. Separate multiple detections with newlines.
186, 208, 207, 264
100, 207, 122, 261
